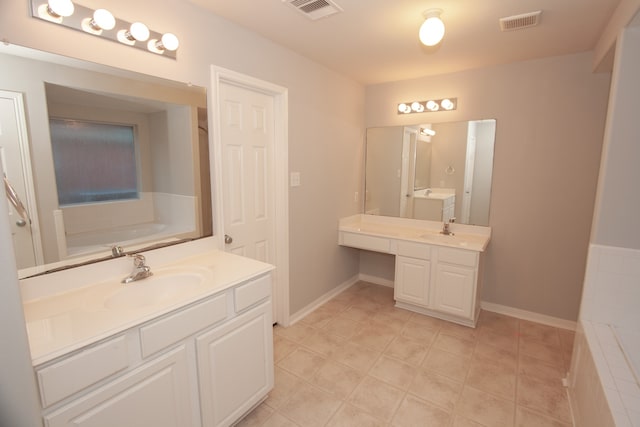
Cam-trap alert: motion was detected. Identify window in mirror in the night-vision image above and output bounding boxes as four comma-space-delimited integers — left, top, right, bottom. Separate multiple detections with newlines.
50, 119, 139, 205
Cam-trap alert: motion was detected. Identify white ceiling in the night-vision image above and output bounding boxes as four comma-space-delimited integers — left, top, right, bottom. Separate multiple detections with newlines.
187, 0, 621, 85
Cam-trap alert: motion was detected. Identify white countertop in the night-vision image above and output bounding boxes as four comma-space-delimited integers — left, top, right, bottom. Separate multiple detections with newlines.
339, 214, 491, 252
22, 250, 274, 366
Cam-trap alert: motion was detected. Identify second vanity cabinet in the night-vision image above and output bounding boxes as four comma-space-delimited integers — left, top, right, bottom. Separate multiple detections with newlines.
338, 214, 490, 327
393, 241, 483, 326
35, 272, 273, 427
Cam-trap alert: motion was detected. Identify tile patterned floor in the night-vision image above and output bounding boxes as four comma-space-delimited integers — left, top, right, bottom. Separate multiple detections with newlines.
236, 282, 576, 427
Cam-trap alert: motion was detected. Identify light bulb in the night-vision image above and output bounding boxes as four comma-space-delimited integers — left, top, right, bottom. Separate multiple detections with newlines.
411, 101, 424, 112
128, 22, 150, 42
47, 0, 74, 17
159, 33, 179, 51
426, 100, 439, 111
419, 9, 445, 47
92, 9, 115, 30
441, 98, 455, 110
398, 103, 411, 114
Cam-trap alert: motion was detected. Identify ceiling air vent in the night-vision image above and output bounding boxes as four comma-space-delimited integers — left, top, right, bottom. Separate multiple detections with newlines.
499, 10, 542, 32
283, 0, 343, 20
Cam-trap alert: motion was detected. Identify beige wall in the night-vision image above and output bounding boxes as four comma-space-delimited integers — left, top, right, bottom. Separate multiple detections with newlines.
0, 0, 364, 314
364, 52, 611, 321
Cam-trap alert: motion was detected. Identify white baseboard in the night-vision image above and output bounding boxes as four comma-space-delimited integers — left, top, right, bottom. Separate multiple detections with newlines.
481, 301, 577, 331
358, 273, 394, 288
288, 274, 360, 325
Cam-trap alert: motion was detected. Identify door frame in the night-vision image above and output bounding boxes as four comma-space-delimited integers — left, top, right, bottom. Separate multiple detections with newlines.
210, 66, 290, 326
0, 90, 44, 267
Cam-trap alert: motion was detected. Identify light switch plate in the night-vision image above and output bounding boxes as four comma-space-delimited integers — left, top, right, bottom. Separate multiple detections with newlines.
290, 172, 301, 187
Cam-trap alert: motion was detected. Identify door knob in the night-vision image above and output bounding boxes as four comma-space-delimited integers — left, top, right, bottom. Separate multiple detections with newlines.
16, 219, 27, 227
224, 234, 233, 244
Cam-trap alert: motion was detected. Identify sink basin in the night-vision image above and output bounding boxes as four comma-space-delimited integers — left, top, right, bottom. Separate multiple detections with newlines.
418, 231, 469, 247
104, 267, 210, 310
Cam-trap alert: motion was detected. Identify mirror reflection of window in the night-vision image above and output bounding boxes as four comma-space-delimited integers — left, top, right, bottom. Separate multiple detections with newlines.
50, 119, 138, 205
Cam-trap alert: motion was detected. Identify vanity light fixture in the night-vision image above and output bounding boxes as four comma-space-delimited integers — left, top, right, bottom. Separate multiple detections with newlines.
397, 98, 457, 115
30, 0, 180, 59
419, 8, 445, 47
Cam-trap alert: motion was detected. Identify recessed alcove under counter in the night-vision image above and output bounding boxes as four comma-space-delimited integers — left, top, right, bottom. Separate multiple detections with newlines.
339, 214, 491, 327
20, 242, 275, 427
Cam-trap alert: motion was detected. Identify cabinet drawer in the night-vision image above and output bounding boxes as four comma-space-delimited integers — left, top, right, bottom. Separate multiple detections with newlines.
235, 274, 271, 312
397, 241, 431, 260
140, 294, 227, 358
340, 232, 390, 253
438, 247, 478, 267
37, 335, 129, 407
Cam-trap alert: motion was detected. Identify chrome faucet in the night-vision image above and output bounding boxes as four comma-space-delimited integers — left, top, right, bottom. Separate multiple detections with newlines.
121, 254, 153, 284
441, 217, 456, 236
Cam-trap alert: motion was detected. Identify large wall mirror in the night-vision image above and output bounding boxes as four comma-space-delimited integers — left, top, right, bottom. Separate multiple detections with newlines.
365, 120, 496, 226
0, 44, 212, 279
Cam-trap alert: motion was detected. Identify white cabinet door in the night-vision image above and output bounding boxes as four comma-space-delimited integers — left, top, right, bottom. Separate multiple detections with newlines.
45, 346, 194, 427
432, 263, 475, 319
197, 301, 273, 427
394, 255, 431, 306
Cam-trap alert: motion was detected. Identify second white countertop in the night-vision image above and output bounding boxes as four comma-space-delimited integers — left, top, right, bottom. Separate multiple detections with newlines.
339, 214, 491, 252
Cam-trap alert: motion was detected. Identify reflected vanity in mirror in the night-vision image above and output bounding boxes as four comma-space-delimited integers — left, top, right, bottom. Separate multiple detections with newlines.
0, 44, 212, 278
365, 119, 496, 226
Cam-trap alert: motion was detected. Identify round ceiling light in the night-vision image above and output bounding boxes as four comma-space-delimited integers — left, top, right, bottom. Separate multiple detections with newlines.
419, 9, 445, 47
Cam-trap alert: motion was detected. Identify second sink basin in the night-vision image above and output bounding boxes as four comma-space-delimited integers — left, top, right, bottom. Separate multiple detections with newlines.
104, 267, 211, 310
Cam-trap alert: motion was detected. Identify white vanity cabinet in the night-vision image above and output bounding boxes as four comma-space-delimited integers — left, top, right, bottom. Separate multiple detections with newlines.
197, 276, 273, 427
43, 345, 194, 427
34, 272, 274, 427
395, 244, 483, 327
394, 242, 432, 306
432, 255, 477, 318
339, 214, 490, 327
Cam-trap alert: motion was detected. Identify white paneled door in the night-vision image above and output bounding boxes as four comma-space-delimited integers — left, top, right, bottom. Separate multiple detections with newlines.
0, 90, 41, 269
219, 81, 276, 310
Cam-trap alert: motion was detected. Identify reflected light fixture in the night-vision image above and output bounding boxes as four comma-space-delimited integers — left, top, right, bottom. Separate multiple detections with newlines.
419, 8, 445, 47
420, 127, 436, 137
397, 98, 457, 114
31, 0, 180, 59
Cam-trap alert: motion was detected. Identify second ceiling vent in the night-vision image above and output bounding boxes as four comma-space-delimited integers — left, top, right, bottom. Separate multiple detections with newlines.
283, 0, 343, 20
499, 10, 542, 32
